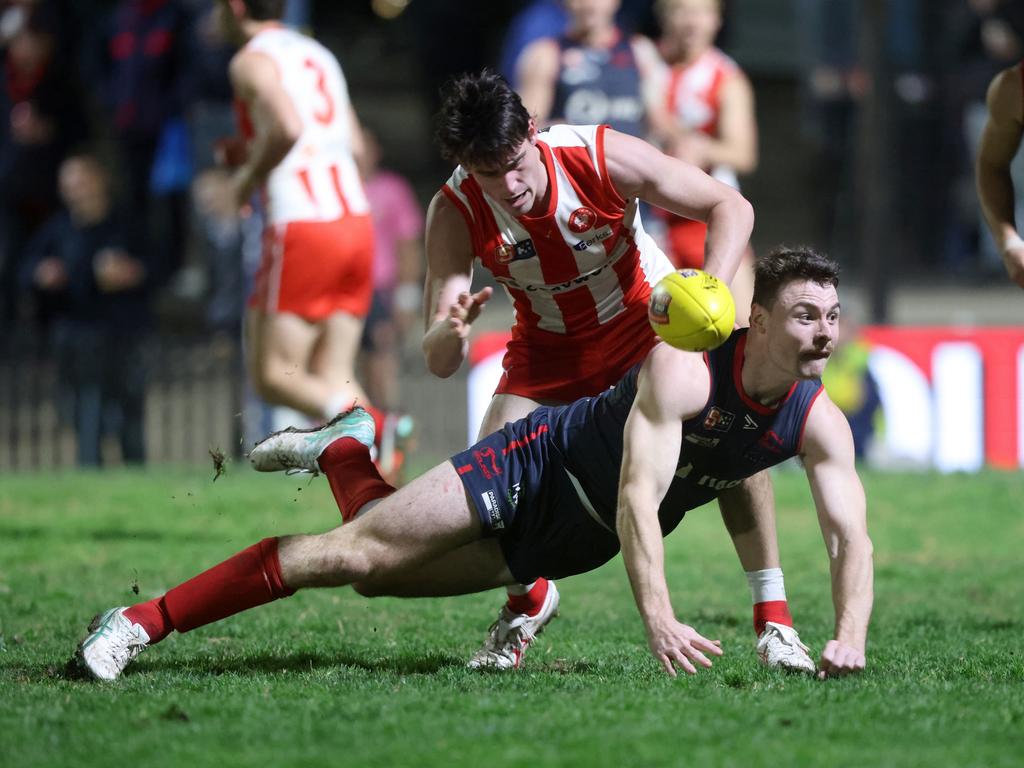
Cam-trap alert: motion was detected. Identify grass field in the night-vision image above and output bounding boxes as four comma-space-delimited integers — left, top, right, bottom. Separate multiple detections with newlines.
1, 464, 1022, 768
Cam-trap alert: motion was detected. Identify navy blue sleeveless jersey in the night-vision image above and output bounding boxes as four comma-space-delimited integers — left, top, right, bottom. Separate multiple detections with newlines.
451, 330, 823, 582
550, 32, 646, 138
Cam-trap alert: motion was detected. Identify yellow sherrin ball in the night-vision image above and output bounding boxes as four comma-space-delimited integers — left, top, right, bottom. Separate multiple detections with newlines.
648, 269, 736, 351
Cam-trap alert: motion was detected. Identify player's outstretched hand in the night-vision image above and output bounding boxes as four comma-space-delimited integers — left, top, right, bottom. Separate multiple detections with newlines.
647, 618, 723, 677
817, 639, 866, 679
1002, 240, 1024, 289
445, 287, 493, 339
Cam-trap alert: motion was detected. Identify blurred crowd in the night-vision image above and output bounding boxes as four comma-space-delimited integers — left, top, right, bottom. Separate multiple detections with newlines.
0, 0, 1021, 468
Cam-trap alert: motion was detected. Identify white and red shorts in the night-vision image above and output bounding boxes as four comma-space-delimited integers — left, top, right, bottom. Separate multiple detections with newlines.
495, 302, 659, 402
248, 214, 374, 321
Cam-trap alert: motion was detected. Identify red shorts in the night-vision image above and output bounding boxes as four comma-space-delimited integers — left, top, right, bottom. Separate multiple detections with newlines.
248, 215, 374, 321
495, 302, 658, 402
664, 214, 706, 270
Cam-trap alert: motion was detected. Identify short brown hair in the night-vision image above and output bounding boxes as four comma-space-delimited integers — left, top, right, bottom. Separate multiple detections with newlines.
752, 246, 840, 309
435, 69, 531, 169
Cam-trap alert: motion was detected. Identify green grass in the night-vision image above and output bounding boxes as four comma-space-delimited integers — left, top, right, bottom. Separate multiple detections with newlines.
1, 466, 1022, 768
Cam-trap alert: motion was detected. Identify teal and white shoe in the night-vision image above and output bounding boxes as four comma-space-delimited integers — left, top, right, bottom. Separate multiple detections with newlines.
248, 407, 376, 473
77, 607, 150, 681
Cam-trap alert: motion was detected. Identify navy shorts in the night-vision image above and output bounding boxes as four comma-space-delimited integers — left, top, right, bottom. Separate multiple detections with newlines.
450, 408, 621, 583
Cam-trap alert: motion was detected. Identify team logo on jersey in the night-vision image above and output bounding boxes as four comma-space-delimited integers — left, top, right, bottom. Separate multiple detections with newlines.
743, 414, 758, 430
703, 407, 735, 432
495, 239, 538, 264
568, 206, 597, 234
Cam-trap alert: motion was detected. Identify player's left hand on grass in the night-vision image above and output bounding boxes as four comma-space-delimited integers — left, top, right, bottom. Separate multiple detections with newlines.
646, 618, 723, 677
816, 639, 865, 679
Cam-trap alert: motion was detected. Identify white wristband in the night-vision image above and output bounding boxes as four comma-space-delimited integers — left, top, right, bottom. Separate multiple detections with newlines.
1003, 235, 1024, 253
393, 282, 422, 313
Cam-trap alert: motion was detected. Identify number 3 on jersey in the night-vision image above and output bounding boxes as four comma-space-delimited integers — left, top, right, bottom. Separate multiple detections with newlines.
303, 57, 335, 125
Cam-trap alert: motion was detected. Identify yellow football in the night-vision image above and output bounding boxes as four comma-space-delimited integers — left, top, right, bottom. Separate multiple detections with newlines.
647, 269, 736, 351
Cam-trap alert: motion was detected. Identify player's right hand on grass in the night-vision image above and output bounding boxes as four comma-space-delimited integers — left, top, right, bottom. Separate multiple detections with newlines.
445, 287, 493, 339
646, 618, 723, 677
816, 639, 866, 679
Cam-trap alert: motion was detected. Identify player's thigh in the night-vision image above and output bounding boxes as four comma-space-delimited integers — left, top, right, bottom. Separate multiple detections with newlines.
477, 393, 546, 439
353, 538, 515, 597
246, 309, 320, 374
338, 461, 486, 574
309, 311, 365, 378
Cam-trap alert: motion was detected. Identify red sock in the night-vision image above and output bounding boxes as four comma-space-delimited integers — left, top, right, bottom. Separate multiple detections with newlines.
123, 537, 294, 643
505, 578, 549, 617
753, 600, 793, 635
318, 437, 395, 522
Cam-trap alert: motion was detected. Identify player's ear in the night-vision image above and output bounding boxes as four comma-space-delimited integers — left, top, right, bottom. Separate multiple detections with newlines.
749, 303, 767, 334
527, 119, 538, 143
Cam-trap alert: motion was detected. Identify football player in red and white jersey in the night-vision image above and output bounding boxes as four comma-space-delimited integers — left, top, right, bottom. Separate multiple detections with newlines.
216, 0, 387, 435
976, 60, 1024, 289
405, 71, 808, 673
654, 0, 757, 322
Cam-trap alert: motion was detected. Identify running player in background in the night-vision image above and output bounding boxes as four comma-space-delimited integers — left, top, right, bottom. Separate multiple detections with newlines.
515, 0, 667, 139
976, 60, 1024, 289
76, 246, 872, 683
216, 0, 390, 435
654, 0, 757, 322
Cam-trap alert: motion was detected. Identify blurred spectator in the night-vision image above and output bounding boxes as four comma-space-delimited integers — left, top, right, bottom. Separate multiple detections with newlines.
515, 0, 664, 138
183, 0, 236, 172
498, 0, 568, 85
192, 167, 245, 334
653, 0, 756, 323
356, 126, 423, 480
96, 0, 193, 288
20, 151, 153, 466
0, 1, 89, 323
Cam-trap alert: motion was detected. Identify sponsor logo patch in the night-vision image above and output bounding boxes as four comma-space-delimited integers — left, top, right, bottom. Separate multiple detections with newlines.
494, 239, 538, 264
649, 288, 672, 325
572, 225, 613, 251
703, 407, 735, 432
568, 206, 597, 234
743, 414, 758, 430
481, 490, 504, 530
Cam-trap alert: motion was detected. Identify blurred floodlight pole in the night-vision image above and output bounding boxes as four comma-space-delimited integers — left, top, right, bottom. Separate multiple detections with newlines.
857, 0, 892, 323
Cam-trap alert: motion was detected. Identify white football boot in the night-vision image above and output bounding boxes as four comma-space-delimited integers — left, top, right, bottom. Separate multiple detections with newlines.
249, 407, 375, 473
76, 607, 150, 681
467, 581, 560, 670
756, 621, 817, 674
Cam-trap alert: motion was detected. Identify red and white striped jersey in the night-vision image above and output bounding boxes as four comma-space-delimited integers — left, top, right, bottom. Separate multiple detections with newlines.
237, 27, 369, 225
441, 124, 673, 338
663, 47, 738, 137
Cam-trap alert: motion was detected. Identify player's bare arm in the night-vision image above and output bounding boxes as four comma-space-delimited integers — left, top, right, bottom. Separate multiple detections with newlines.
976, 65, 1024, 289
800, 391, 874, 678
617, 343, 723, 676
228, 49, 303, 207
515, 38, 561, 125
703, 72, 758, 172
421, 191, 492, 378
603, 129, 753, 284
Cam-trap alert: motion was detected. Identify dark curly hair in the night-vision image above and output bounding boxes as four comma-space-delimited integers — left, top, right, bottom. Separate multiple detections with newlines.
241, 0, 285, 21
435, 69, 532, 169
752, 246, 840, 309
